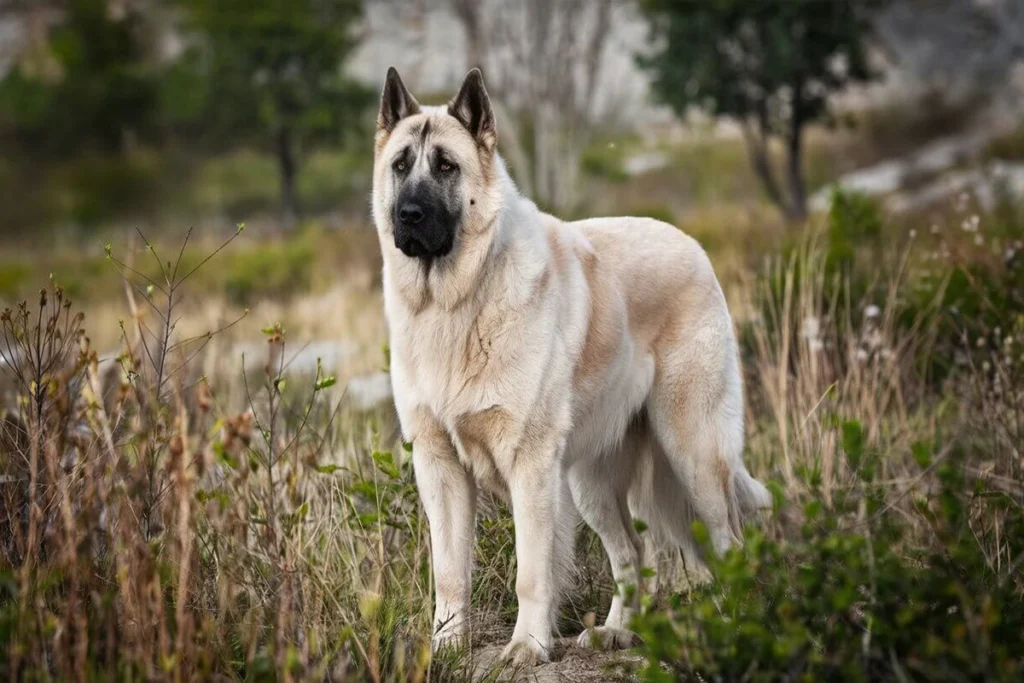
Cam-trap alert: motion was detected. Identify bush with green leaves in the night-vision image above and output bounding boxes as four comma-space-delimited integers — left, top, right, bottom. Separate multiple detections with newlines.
633, 420, 1024, 682
223, 232, 316, 304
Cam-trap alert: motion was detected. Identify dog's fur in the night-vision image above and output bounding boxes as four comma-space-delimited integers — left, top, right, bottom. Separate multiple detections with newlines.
372, 68, 771, 665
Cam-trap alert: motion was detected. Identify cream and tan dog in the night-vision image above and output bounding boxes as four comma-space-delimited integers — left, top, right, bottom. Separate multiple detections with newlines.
371, 67, 771, 666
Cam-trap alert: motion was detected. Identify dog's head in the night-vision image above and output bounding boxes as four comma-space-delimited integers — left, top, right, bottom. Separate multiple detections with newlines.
371, 68, 499, 262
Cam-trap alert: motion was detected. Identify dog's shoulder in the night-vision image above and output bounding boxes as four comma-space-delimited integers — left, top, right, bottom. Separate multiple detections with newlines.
570, 216, 717, 288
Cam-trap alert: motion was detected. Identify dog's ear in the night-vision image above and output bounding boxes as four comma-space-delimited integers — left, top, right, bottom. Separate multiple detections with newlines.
378, 67, 420, 133
448, 68, 496, 151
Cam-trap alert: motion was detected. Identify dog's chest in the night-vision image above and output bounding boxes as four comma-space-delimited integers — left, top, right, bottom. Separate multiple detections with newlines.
395, 302, 534, 419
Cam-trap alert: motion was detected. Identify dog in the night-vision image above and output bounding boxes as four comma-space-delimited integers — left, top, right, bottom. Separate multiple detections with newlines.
371, 67, 772, 666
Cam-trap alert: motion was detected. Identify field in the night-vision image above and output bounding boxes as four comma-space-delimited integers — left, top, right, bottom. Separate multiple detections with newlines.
2, 118, 1024, 682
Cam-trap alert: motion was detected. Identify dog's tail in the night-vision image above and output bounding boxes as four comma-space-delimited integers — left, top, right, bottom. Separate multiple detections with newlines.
735, 469, 772, 514
551, 479, 583, 631
724, 466, 773, 543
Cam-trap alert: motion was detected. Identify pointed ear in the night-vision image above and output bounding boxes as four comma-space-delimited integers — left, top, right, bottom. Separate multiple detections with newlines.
448, 68, 496, 151
378, 67, 420, 133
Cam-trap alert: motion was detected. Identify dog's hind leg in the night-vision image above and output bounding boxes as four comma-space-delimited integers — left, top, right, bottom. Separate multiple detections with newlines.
568, 450, 643, 650
648, 316, 769, 557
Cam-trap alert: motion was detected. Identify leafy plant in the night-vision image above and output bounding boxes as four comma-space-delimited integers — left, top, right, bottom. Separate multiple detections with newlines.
638, 0, 880, 221
633, 421, 1024, 682
172, 0, 373, 225
0, 0, 162, 154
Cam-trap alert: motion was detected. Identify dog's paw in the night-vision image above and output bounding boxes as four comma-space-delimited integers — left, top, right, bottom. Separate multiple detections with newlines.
500, 637, 550, 667
575, 626, 640, 651
430, 628, 467, 655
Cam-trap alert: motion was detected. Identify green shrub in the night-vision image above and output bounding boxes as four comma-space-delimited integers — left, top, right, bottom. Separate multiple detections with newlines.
0, 262, 31, 302
633, 421, 1024, 682
296, 147, 372, 213
193, 149, 280, 217
50, 151, 164, 226
827, 187, 883, 274
223, 233, 316, 304
581, 141, 630, 183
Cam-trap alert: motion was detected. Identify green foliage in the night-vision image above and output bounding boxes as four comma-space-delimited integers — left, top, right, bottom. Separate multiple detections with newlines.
0, 261, 31, 302
172, 0, 374, 218
826, 188, 884, 273
639, 0, 877, 129
581, 141, 630, 182
638, 0, 880, 220
0, 0, 161, 153
51, 150, 165, 225
193, 149, 282, 216
174, 0, 370, 143
633, 424, 1024, 683
899, 203, 1024, 384
296, 147, 374, 212
223, 233, 317, 304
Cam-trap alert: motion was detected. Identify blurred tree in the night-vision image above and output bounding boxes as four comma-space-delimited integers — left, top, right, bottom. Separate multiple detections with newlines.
450, 0, 616, 212
0, 0, 160, 154
638, 0, 880, 222
174, 0, 372, 227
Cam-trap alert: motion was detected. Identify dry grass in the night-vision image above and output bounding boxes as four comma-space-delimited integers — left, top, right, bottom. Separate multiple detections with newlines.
1, 189, 1022, 681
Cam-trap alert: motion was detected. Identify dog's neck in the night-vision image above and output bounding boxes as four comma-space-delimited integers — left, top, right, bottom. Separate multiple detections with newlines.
387, 155, 548, 315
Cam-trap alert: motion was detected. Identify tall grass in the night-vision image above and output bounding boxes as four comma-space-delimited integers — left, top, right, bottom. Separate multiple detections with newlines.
2, 192, 1023, 681
631, 194, 1023, 681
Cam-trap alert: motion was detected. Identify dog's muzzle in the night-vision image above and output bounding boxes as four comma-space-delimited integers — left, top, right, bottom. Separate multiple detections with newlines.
394, 198, 455, 259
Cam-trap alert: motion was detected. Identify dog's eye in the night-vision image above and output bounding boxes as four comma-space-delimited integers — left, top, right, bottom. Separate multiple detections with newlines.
393, 160, 407, 173
439, 161, 456, 173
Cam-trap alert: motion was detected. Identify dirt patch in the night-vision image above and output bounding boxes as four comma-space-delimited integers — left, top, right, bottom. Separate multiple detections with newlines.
467, 627, 642, 682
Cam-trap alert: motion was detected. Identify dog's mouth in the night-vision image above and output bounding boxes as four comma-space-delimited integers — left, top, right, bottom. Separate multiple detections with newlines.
394, 218, 456, 260
395, 231, 454, 260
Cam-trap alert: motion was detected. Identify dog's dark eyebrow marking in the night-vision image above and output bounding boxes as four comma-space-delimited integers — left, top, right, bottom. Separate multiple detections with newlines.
393, 145, 413, 168
433, 146, 454, 163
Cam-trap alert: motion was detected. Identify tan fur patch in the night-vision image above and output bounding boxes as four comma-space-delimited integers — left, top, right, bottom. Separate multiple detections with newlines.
374, 129, 391, 157
454, 406, 512, 498
716, 458, 732, 500
410, 406, 453, 454
478, 142, 495, 185
545, 223, 568, 276
573, 245, 622, 393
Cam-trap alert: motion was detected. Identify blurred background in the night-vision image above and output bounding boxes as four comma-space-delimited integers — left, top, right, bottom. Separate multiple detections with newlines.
0, 0, 1022, 383
3, 2, 1024, 679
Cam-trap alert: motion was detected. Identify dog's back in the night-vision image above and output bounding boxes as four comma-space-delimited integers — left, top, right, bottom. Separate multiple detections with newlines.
557, 215, 771, 547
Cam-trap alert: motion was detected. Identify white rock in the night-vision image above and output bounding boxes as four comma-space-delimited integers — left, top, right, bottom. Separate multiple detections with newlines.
623, 150, 671, 176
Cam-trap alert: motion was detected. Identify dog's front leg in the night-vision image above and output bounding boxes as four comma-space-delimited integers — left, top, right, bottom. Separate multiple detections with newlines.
412, 428, 477, 652
501, 436, 565, 666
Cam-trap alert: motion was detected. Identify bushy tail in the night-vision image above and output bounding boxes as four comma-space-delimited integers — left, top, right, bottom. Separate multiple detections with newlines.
735, 470, 772, 515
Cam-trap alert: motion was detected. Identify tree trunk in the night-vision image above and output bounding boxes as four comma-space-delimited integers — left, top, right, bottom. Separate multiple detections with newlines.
786, 87, 808, 223
740, 119, 789, 218
491, 99, 534, 197
277, 126, 297, 230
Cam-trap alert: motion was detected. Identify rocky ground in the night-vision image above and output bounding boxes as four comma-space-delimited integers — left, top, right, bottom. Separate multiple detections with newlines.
467, 625, 644, 683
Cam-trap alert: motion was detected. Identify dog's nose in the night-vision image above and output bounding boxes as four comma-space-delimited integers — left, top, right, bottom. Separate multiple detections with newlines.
399, 202, 425, 225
